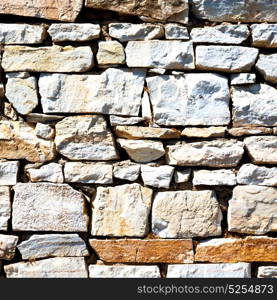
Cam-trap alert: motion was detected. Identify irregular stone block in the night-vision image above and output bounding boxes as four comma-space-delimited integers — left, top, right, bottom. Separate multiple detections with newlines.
258, 267, 277, 278
193, 169, 237, 186
244, 136, 277, 164
5, 257, 88, 278
166, 139, 244, 167
18, 234, 89, 260
230, 73, 256, 85
117, 139, 165, 163
6, 76, 38, 115
165, 24, 189, 40
152, 190, 222, 238
141, 92, 152, 121
110, 116, 144, 126
39, 68, 146, 116
26, 113, 64, 124
34, 123, 55, 140
97, 41, 125, 65
115, 126, 181, 139
0, 187, 10, 231
12, 183, 89, 232
191, 0, 277, 22
251, 24, 277, 48
85, 0, 189, 23
196, 46, 259, 72
89, 265, 161, 278
0, 234, 18, 260
0, 24, 46, 44
228, 127, 273, 137
237, 164, 277, 186
167, 263, 251, 278
126, 41, 194, 70
191, 25, 249, 44
113, 160, 140, 182
195, 236, 277, 263
141, 165, 174, 189
174, 169, 191, 183
109, 23, 164, 42
64, 162, 113, 184
55, 115, 118, 161
26, 163, 64, 183
0, 161, 19, 185
181, 127, 226, 138
89, 239, 194, 263
2, 46, 93, 73
146, 73, 230, 126
228, 185, 277, 234
0, 121, 56, 162
92, 184, 152, 237
48, 24, 100, 42
256, 54, 277, 84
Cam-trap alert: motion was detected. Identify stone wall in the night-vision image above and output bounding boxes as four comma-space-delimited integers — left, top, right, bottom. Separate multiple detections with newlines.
0, 0, 277, 278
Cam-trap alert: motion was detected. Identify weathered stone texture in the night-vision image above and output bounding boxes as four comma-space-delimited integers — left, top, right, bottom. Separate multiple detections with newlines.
26, 163, 64, 183
5, 257, 88, 278
152, 190, 222, 238
165, 24, 189, 40
193, 169, 237, 186
258, 267, 277, 278
39, 68, 146, 115
0, 161, 19, 186
251, 24, 277, 48
181, 127, 226, 138
97, 41, 126, 65
0, 187, 10, 231
195, 237, 277, 263
256, 54, 277, 84
12, 183, 89, 232
90, 239, 194, 263
92, 184, 152, 237
230, 73, 256, 85
0, 234, 18, 260
141, 165, 174, 189
113, 160, 140, 182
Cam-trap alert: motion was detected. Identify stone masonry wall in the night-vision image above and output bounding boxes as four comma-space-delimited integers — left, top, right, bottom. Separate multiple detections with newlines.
0, 0, 277, 278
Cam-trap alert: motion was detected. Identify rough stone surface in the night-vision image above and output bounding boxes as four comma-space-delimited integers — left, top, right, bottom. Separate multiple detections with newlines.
193, 169, 237, 186
64, 162, 113, 184
196, 46, 259, 72
48, 24, 100, 42
85, 0, 189, 22
0, 234, 18, 260
146, 73, 230, 126
0, 121, 56, 162
109, 23, 164, 42
117, 139, 165, 163
90, 239, 194, 263
174, 169, 191, 183
167, 263, 251, 278
2, 46, 94, 73
89, 265, 161, 278
258, 267, 277, 278
191, 0, 277, 22
12, 183, 89, 232
110, 116, 144, 126
191, 25, 249, 44
39, 68, 146, 115
228, 185, 277, 234
232, 84, 277, 127
113, 160, 140, 182
97, 41, 125, 65
152, 190, 222, 238
5, 257, 88, 278
141, 165, 174, 189
0, 161, 19, 186
166, 139, 244, 167
5, 76, 38, 115
115, 126, 181, 139
230, 73, 256, 85
195, 237, 277, 263
237, 164, 277, 186
256, 54, 277, 84
18, 234, 89, 259
0, 187, 10, 231
244, 136, 277, 165
165, 24, 189, 40
26, 163, 64, 183
91, 184, 152, 237
0, 24, 46, 44
181, 127, 226, 138
228, 127, 273, 137
251, 24, 277, 48
35, 123, 55, 140
126, 41, 195, 70
55, 115, 118, 161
